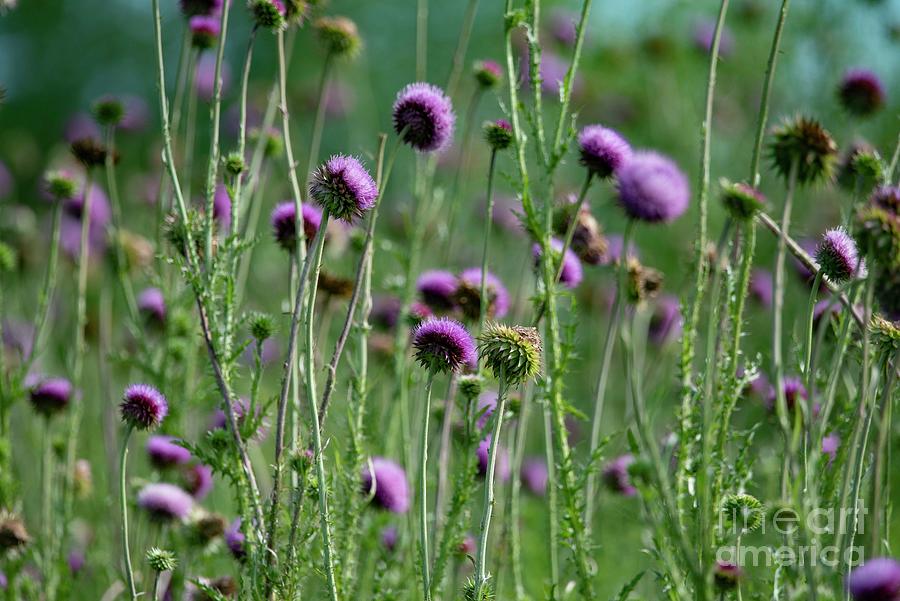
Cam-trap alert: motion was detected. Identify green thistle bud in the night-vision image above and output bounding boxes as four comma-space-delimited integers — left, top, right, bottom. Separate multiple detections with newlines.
719, 178, 766, 221
314, 16, 361, 58
283, 0, 309, 25
44, 170, 78, 200
837, 143, 884, 195
473, 60, 502, 89
768, 115, 838, 186
457, 374, 484, 400
249, 312, 276, 341
250, 127, 283, 159
478, 323, 541, 384
870, 315, 900, 355
92, 96, 125, 127
463, 577, 495, 601
250, 0, 286, 30
483, 119, 513, 152
0, 240, 16, 273
721, 493, 764, 533
146, 547, 178, 572
224, 152, 245, 176
854, 202, 900, 271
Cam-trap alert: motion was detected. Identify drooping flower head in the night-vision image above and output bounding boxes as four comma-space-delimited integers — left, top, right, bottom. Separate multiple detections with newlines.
29, 377, 74, 417
562, 203, 608, 265
455, 268, 510, 321
478, 323, 541, 384
411, 317, 477, 374
768, 116, 838, 185
392, 83, 455, 153
602, 454, 636, 496
416, 270, 458, 312
520, 457, 548, 496
532, 238, 583, 289
120, 384, 168, 430
137, 287, 167, 327
719, 179, 766, 221
137, 483, 193, 522
838, 69, 886, 118
476, 435, 510, 482
308, 154, 378, 222
616, 151, 690, 223
361, 457, 410, 514
816, 227, 863, 283
270, 201, 322, 252
847, 557, 900, 601
146, 435, 191, 469
577, 124, 632, 179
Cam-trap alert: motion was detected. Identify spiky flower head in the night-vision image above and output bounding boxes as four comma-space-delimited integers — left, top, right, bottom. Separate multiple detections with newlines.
478, 323, 541, 384
43, 170, 78, 200
189, 15, 220, 49
838, 68, 886, 118
625, 258, 663, 304
308, 154, 378, 222
473, 59, 503, 89
120, 383, 168, 430
838, 143, 884, 194
870, 315, 900, 355
463, 577, 495, 601
412, 317, 477, 374
483, 119, 513, 152
768, 116, 838, 185
70, 137, 109, 168
458, 373, 485, 400
392, 82, 455, 153
714, 562, 743, 591
249, 0, 286, 30
223, 151, 245, 177
137, 483, 194, 522
270, 201, 322, 252
29, 377, 74, 418
577, 124, 632, 179
616, 151, 690, 223
719, 178, 766, 221
92, 95, 125, 127
816, 227, 863, 283
314, 16, 361, 58
249, 311, 275, 341
0, 512, 30, 552
146, 547, 178, 572
721, 493, 764, 533
847, 557, 900, 601
454, 268, 511, 321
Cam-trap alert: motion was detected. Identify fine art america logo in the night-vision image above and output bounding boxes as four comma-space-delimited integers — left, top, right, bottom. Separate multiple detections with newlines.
716, 494, 867, 568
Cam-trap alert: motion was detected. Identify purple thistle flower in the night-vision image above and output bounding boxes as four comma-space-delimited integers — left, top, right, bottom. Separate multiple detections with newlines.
847, 557, 900, 601
61, 186, 111, 260
189, 15, 220, 49
2, 319, 33, 362
577, 124, 632, 179
822, 433, 840, 466
520, 457, 548, 496
411, 317, 477, 373
271, 201, 322, 252
209, 397, 267, 441
120, 384, 168, 430
361, 457, 410, 514
146, 435, 191, 469
0, 571, 5, 590
371, 296, 403, 330
532, 238, 583, 289
224, 518, 245, 561
602, 454, 637, 496
648, 294, 683, 345
839, 68, 886, 118
380, 525, 399, 553
692, 19, 735, 57
489, 196, 525, 235
816, 227, 863, 283
457, 268, 511, 320
119, 95, 149, 133
67, 549, 85, 575
184, 463, 214, 500
767, 376, 808, 412
392, 82, 455, 153
29, 377, 74, 417
136, 483, 193, 522
137, 287, 166, 326
713, 561, 742, 591
749, 269, 774, 307
616, 151, 690, 223
476, 435, 510, 482
457, 534, 476, 556
416, 270, 458, 312
525, 51, 582, 97
548, 9, 578, 46
213, 184, 232, 231
473, 59, 503, 89
308, 154, 378, 222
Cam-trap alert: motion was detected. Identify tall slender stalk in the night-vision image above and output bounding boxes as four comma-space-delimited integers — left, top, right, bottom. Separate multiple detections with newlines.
473, 371, 508, 601
418, 371, 436, 601
25, 199, 63, 370
119, 425, 137, 601
477, 150, 499, 331
305, 52, 334, 191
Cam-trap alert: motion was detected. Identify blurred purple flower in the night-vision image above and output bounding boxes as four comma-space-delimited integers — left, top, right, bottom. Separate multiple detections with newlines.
417, 270, 458, 312
476, 435, 510, 482
137, 483, 194, 521
847, 557, 900, 601
749, 268, 773, 308
224, 518, 245, 560
533, 238, 583, 289
692, 19, 734, 57
361, 457, 410, 514
195, 53, 231, 102
616, 151, 690, 223
822, 433, 839, 466
520, 457, 548, 496
146, 435, 192, 469
380, 525, 398, 553
184, 463, 214, 500
648, 294, 683, 345
64, 113, 101, 143
137, 287, 167, 326
602, 454, 636, 496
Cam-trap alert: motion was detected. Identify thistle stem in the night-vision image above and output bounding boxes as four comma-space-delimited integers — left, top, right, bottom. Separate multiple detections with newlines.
119, 425, 137, 601
305, 52, 334, 191
418, 371, 436, 601
477, 150, 498, 332
25, 198, 63, 370
473, 371, 508, 601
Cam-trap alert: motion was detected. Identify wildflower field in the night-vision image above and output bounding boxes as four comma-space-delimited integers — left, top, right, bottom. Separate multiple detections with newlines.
1, 0, 900, 599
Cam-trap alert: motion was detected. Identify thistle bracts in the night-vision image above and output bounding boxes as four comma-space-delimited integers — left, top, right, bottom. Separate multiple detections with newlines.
477, 324, 541, 385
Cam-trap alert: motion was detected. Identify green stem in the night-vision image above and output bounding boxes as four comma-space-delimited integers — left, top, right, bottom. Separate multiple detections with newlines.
25, 198, 63, 370
104, 125, 139, 324
478, 150, 499, 332
419, 371, 436, 601
304, 52, 334, 191
445, 0, 480, 98
473, 371, 508, 601
803, 271, 824, 397
119, 425, 137, 601
42, 418, 53, 584
871, 354, 897, 552
553, 172, 592, 284
584, 219, 633, 525
550, 0, 593, 163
